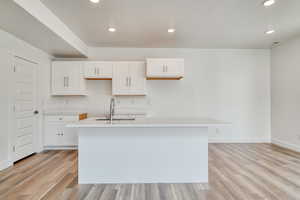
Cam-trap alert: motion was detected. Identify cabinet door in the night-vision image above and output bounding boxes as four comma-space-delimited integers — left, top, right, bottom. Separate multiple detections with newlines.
146, 59, 184, 78
147, 59, 164, 76
52, 62, 86, 95
85, 62, 113, 78
113, 63, 131, 95
44, 122, 63, 146
67, 63, 84, 91
164, 60, 180, 76
85, 64, 98, 78
98, 62, 113, 78
129, 62, 147, 95
61, 127, 78, 146
52, 62, 70, 93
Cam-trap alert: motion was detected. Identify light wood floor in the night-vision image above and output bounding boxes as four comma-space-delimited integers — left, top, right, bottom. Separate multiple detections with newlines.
1, 144, 300, 200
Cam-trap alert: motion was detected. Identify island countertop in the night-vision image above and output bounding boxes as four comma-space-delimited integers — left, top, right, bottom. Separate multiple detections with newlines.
67, 117, 229, 128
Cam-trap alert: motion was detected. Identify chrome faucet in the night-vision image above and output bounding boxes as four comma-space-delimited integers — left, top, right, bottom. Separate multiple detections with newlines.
109, 97, 115, 123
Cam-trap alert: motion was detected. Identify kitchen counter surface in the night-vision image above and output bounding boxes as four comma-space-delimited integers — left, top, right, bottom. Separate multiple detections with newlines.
67, 117, 229, 128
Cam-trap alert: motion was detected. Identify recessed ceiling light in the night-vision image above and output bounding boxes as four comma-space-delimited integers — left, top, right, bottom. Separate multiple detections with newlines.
265, 29, 275, 34
168, 29, 176, 33
90, 0, 100, 3
263, 0, 275, 7
108, 27, 116, 32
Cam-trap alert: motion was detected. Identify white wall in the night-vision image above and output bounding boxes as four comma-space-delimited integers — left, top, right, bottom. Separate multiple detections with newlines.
48, 48, 271, 143
0, 48, 12, 170
271, 37, 300, 152
0, 29, 51, 170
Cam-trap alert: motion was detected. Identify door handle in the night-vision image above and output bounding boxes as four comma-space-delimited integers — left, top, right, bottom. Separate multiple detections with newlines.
34, 110, 39, 115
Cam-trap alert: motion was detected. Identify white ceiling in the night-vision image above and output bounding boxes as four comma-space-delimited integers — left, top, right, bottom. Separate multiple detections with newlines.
0, 0, 85, 57
41, 0, 300, 49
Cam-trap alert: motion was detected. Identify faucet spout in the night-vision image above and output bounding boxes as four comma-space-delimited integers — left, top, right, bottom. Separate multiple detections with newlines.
109, 97, 115, 123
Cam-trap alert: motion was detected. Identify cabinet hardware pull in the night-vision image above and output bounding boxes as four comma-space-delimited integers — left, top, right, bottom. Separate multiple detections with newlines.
129, 77, 132, 87
166, 65, 168, 72
63, 77, 67, 88
66, 77, 69, 88
94, 68, 97, 75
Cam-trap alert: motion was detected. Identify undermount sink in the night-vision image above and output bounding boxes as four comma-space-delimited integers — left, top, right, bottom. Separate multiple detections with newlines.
95, 118, 135, 121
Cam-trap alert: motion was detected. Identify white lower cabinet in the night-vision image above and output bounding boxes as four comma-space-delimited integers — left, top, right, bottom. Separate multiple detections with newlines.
44, 116, 78, 147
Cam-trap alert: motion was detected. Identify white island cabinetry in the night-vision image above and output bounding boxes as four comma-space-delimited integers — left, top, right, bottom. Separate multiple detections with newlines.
68, 118, 227, 184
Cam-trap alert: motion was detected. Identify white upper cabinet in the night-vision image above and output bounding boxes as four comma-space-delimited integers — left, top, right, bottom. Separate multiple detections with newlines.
84, 62, 113, 79
113, 62, 147, 96
52, 61, 87, 95
146, 58, 184, 79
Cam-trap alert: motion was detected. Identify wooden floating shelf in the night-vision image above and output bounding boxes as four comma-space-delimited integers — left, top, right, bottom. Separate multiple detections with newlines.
146, 77, 183, 80
85, 78, 112, 80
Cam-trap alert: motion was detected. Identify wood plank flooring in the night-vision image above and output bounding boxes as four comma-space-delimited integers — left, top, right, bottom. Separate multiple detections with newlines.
1, 144, 300, 200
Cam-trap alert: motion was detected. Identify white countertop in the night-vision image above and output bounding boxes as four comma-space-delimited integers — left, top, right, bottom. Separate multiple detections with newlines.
67, 117, 229, 128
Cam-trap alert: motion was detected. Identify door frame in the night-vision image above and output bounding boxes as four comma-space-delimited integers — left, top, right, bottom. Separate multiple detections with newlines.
10, 55, 39, 163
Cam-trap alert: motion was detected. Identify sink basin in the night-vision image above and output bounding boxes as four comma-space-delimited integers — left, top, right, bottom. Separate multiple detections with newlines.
95, 118, 135, 121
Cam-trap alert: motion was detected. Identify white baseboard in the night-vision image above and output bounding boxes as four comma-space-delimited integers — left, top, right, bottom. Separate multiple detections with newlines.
209, 139, 271, 143
43, 146, 77, 150
0, 159, 12, 171
272, 139, 300, 153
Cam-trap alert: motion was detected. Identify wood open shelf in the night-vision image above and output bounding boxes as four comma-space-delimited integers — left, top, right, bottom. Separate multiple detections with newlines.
85, 78, 112, 80
146, 77, 183, 80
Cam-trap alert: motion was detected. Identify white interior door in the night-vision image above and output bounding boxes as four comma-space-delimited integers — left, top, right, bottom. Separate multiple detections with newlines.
13, 57, 37, 162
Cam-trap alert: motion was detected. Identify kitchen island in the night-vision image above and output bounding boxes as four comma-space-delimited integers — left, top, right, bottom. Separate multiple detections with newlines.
67, 118, 228, 184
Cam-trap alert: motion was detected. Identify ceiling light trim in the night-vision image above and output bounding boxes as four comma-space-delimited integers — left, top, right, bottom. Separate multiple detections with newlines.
263, 0, 276, 7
